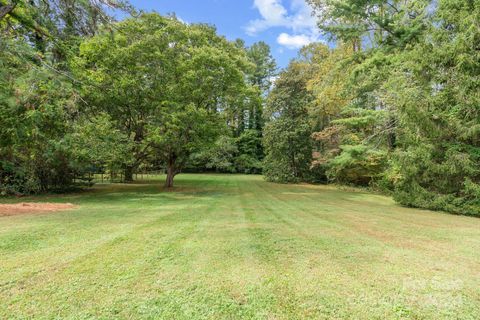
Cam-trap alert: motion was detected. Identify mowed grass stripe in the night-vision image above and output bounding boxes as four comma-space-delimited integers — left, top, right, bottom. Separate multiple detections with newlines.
0, 174, 479, 319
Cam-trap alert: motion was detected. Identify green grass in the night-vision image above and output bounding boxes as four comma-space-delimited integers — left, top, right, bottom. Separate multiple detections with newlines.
1, 174, 479, 319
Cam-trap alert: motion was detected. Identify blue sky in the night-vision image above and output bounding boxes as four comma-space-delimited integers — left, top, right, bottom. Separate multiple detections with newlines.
127, 0, 321, 68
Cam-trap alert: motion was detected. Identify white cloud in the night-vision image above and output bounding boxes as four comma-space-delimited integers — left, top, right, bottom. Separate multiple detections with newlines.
245, 0, 288, 35
277, 33, 314, 49
288, 0, 318, 31
246, 0, 321, 50
255, 0, 288, 25
246, 0, 316, 35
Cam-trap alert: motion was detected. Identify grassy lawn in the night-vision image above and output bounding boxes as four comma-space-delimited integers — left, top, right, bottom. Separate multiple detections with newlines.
0, 174, 479, 319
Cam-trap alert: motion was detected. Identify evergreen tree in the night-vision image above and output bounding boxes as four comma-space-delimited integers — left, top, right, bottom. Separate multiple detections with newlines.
263, 50, 314, 183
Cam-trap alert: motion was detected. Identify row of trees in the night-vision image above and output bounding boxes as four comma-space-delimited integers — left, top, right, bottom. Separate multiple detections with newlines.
264, 0, 480, 216
0, 1, 276, 192
1, 0, 131, 193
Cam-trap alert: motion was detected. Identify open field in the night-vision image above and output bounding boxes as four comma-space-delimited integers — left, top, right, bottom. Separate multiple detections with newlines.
0, 174, 479, 319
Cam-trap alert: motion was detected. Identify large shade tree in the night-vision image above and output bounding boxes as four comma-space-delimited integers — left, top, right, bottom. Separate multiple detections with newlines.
74, 13, 252, 187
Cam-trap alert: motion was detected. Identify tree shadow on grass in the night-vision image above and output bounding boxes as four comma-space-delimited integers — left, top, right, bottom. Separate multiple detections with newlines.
65, 177, 235, 205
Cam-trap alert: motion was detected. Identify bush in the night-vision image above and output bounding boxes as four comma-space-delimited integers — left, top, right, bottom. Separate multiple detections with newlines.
326, 145, 387, 186
389, 144, 480, 217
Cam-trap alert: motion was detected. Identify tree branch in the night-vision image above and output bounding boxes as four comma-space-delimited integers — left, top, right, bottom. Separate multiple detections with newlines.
0, 2, 16, 21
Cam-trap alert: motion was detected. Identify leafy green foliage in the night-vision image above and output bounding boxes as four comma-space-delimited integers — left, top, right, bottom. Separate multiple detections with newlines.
208, 136, 239, 173
1, 0, 478, 217
68, 114, 134, 175
326, 145, 387, 186
74, 13, 254, 187
260, 0, 479, 215
235, 130, 263, 173
304, 0, 480, 216
0, 38, 76, 194
263, 118, 312, 183
0, 0, 132, 194
263, 59, 313, 183
189, 130, 263, 174
374, 0, 480, 216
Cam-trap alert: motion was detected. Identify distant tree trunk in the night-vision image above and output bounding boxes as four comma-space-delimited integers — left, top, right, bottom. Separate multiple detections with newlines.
352, 37, 361, 52
124, 166, 134, 182
165, 154, 177, 188
238, 112, 245, 136
387, 116, 397, 151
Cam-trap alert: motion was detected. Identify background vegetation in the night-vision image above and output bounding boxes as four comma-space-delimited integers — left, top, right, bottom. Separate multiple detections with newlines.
264, 0, 480, 216
0, 0, 275, 191
1, 0, 479, 216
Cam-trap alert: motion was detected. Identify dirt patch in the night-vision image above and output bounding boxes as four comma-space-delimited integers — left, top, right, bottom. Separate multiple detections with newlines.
0, 203, 77, 217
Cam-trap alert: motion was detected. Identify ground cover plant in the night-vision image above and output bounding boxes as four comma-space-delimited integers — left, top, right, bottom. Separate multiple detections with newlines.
1, 174, 479, 319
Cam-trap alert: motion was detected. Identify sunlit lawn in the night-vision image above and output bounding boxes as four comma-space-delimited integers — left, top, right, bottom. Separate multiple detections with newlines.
1, 174, 479, 319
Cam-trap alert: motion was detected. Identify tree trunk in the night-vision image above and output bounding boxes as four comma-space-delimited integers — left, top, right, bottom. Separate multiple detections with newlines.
124, 166, 134, 183
165, 166, 175, 188
165, 154, 177, 188
387, 116, 397, 151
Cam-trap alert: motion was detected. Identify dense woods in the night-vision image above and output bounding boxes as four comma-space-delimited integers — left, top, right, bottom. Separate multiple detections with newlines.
1, 0, 479, 216
264, 0, 480, 216
0, 1, 274, 191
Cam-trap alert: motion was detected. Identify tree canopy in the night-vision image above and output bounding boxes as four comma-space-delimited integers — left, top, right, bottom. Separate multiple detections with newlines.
263, 0, 480, 216
73, 14, 259, 187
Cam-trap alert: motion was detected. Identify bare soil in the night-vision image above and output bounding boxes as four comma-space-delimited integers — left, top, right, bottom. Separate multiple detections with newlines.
0, 203, 77, 217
